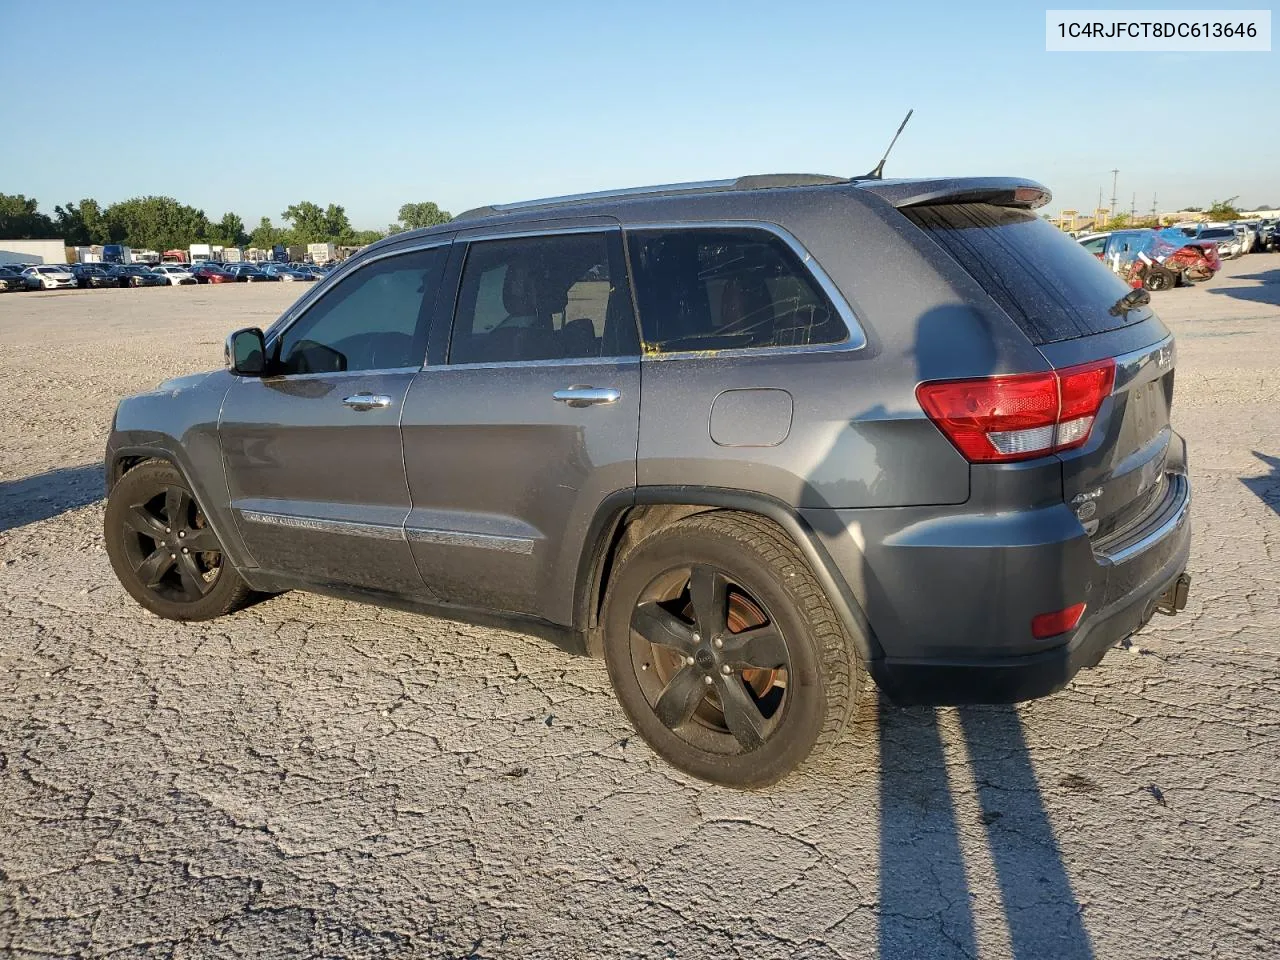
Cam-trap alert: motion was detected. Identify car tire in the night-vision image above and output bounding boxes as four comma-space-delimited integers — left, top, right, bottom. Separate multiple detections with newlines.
1143, 267, 1175, 292
601, 511, 864, 788
104, 460, 254, 622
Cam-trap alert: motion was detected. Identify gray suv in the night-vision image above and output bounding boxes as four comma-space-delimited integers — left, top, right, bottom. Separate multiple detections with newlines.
104, 174, 1192, 787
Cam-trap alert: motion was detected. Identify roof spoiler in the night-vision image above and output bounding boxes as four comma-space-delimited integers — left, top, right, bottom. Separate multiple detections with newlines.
855, 177, 1052, 210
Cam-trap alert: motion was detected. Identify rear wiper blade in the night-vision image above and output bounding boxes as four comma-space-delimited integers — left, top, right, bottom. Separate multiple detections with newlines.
1109, 288, 1150, 317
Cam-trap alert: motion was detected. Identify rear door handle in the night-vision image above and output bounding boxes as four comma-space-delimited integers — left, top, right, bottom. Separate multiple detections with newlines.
552, 386, 621, 408
342, 393, 393, 411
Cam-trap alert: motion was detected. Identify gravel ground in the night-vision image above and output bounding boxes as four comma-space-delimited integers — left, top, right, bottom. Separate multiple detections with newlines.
1, 259, 1278, 959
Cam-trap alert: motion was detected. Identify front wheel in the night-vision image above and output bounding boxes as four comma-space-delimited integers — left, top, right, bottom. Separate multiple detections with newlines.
601, 512, 864, 788
104, 460, 253, 621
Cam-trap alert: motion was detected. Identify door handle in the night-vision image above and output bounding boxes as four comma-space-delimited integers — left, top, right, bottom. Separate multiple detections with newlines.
342, 393, 393, 411
552, 386, 621, 408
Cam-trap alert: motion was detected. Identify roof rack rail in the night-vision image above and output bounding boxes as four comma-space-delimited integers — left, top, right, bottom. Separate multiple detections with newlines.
454, 173, 849, 221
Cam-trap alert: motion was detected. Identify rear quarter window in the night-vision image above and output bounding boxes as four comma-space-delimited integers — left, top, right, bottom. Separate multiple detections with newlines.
903, 203, 1150, 345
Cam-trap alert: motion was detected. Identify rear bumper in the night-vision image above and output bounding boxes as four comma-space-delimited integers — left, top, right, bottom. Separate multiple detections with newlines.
868, 502, 1190, 705
804, 455, 1192, 706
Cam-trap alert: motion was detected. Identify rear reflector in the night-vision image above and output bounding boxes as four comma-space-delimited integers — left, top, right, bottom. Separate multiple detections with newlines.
916, 358, 1116, 463
1031, 603, 1086, 639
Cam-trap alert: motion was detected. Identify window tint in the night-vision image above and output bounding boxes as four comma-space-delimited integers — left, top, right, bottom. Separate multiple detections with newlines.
276, 247, 445, 375
448, 231, 637, 364
904, 203, 1147, 345
1079, 236, 1106, 255
626, 228, 847, 354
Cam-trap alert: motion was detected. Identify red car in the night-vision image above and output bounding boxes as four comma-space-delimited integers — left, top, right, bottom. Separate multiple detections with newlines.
191, 263, 237, 284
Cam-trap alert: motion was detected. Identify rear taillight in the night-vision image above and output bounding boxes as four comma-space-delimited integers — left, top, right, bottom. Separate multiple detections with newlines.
916, 359, 1116, 463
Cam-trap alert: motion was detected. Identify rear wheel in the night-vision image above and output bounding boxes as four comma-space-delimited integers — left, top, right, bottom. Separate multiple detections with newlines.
1143, 267, 1175, 291
104, 461, 253, 621
602, 512, 863, 788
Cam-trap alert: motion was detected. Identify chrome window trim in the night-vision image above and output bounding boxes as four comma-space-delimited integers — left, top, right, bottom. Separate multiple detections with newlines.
404, 526, 536, 555
255, 365, 422, 384
455, 224, 620, 243
621, 219, 869, 357
264, 238, 455, 353
423, 355, 639, 373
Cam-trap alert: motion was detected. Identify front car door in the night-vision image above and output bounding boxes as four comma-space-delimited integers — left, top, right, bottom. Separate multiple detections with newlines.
218, 241, 451, 595
400, 225, 641, 626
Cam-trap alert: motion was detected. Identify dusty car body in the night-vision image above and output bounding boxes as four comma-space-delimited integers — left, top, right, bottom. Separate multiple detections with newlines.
104, 173, 1193, 787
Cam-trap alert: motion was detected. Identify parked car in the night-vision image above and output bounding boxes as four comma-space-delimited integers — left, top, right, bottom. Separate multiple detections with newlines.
0, 265, 27, 291
106, 264, 167, 288
102, 173, 1192, 787
22, 265, 77, 290
222, 263, 275, 282
152, 264, 198, 286
191, 263, 237, 284
1260, 219, 1280, 251
259, 262, 314, 282
70, 263, 119, 289
1181, 225, 1241, 260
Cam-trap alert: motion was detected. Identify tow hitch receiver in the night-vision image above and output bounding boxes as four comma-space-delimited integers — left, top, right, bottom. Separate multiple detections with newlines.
1155, 573, 1191, 616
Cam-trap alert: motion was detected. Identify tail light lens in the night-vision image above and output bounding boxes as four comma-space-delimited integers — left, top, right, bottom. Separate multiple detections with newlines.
916, 359, 1116, 463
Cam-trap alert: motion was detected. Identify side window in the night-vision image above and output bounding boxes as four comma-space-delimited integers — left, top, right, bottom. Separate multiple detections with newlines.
1080, 236, 1107, 256
275, 247, 446, 375
626, 228, 848, 353
448, 231, 638, 364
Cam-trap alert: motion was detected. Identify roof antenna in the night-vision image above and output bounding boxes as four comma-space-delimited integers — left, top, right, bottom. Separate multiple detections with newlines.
857, 109, 913, 180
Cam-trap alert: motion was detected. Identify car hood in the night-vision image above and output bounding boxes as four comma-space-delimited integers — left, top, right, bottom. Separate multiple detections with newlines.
155, 370, 218, 393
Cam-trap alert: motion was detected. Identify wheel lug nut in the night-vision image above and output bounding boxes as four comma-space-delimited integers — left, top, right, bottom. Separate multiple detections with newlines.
722, 665, 733, 675
713, 637, 723, 649
182, 548, 189, 554
685, 656, 695, 666
170, 553, 176, 560
178, 531, 185, 538
703, 676, 713, 686
692, 633, 701, 643
165, 527, 171, 534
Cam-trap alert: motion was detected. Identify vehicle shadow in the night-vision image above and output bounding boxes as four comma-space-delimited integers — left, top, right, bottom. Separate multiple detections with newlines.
875, 697, 1093, 959
0, 463, 104, 533
1206, 267, 1280, 306
1241, 451, 1280, 517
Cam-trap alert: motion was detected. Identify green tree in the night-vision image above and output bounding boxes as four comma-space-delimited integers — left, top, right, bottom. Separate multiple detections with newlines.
346, 229, 384, 246
1207, 198, 1240, 220
1104, 213, 1131, 231
208, 212, 248, 247
281, 201, 328, 242
0, 193, 57, 239
397, 201, 452, 230
249, 216, 288, 250
103, 196, 210, 250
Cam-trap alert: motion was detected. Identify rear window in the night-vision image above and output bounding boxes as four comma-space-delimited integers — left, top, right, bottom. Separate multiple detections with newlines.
903, 203, 1148, 345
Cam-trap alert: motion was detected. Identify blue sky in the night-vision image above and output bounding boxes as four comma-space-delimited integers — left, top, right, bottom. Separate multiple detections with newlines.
2, 1, 1275, 227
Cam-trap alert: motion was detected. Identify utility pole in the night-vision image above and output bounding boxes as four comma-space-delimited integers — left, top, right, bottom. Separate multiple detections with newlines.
1110, 169, 1120, 218
1152, 193, 1158, 224
1131, 192, 1137, 220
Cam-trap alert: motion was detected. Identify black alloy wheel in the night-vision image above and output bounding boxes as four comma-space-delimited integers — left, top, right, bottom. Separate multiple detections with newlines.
104, 461, 253, 621
602, 512, 862, 788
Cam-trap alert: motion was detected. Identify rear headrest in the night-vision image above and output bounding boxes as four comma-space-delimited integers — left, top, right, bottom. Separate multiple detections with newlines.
503, 261, 538, 316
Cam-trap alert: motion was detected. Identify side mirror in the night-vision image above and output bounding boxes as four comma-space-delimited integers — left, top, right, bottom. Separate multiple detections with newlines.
225, 327, 266, 376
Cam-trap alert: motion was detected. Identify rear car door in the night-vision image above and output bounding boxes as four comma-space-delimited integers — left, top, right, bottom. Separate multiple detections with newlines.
219, 242, 450, 594
400, 226, 641, 625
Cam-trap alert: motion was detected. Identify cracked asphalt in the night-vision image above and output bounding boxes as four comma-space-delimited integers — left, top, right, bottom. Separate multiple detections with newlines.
1, 257, 1278, 959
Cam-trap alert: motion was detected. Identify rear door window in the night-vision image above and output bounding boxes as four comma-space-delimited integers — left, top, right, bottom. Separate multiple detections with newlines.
904, 203, 1149, 345
626, 228, 848, 353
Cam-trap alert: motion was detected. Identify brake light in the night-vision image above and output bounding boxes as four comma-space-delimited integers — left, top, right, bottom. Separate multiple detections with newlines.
1031, 603, 1086, 639
916, 359, 1115, 463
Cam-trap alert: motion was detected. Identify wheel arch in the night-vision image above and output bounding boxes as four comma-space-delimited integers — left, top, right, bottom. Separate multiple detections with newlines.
106, 440, 255, 573
575, 486, 882, 663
